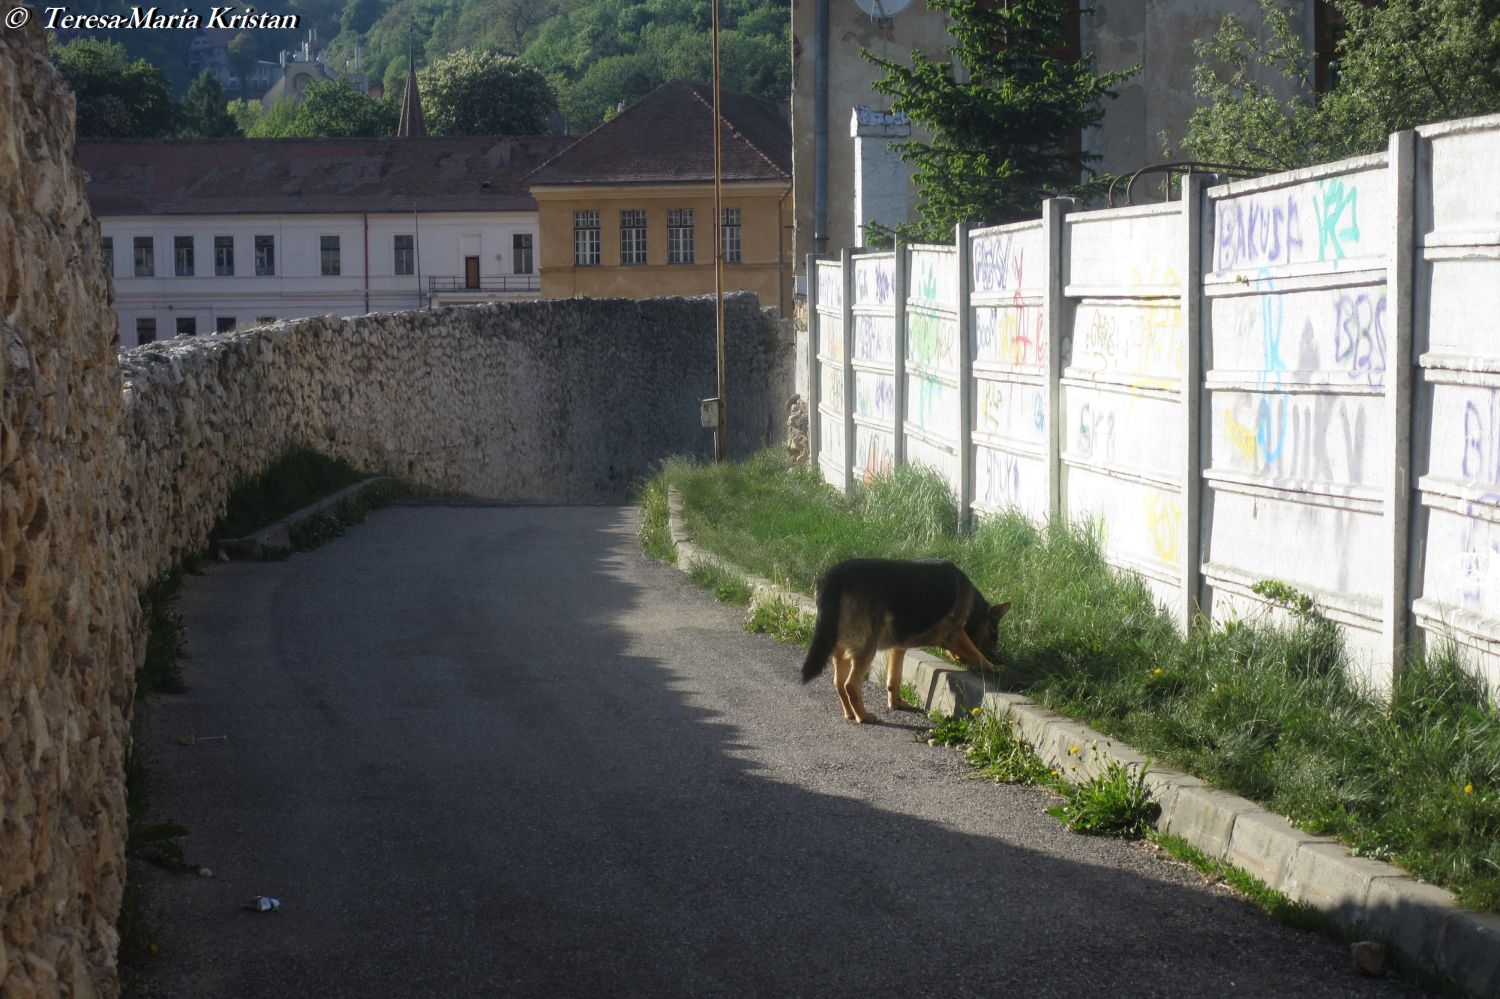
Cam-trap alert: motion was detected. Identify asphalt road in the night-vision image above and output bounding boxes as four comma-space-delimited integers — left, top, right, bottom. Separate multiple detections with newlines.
124, 504, 1429, 998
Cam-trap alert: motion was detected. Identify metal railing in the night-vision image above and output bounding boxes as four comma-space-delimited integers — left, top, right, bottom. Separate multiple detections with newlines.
427, 275, 540, 293
1106, 160, 1265, 208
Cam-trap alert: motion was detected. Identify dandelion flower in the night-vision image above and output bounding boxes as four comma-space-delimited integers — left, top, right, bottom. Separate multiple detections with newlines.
971, 707, 983, 717
1465, 784, 1475, 795
1068, 745, 1079, 755
1152, 667, 1163, 676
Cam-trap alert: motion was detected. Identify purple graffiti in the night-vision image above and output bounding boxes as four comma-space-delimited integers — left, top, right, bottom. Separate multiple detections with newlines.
1332, 291, 1387, 387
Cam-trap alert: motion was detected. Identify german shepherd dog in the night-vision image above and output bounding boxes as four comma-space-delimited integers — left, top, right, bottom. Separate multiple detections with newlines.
801, 558, 1010, 723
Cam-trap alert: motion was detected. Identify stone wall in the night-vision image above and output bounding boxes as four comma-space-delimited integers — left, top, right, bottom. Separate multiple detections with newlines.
2, 20, 141, 998
4, 16, 793, 995
122, 295, 792, 582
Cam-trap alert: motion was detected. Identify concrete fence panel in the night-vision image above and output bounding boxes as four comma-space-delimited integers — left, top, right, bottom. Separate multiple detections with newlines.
1200, 155, 1395, 677
1061, 202, 1189, 620
1412, 114, 1500, 692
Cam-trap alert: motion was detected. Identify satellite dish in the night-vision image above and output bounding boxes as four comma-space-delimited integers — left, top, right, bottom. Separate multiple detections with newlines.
855, 0, 913, 16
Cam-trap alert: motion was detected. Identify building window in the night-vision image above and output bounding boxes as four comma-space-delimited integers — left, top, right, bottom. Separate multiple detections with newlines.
721, 207, 742, 264
513, 233, 533, 274
668, 208, 694, 264
620, 209, 647, 265
574, 210, 600, 266
176, 317, 197, 337
254, 235, 275, 276
133, 237, 154, 277
215, 316, 236, 333
214, 235, 234, 276
174, 235, 194, 276
102, 236, 114, 276
135, 317, 156, 344
394, 234, 414, 276
320, 235, 341, 276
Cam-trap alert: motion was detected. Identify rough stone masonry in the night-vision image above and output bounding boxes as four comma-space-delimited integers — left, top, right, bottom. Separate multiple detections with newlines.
2, 18, 793, 996
2, 18, 143, 998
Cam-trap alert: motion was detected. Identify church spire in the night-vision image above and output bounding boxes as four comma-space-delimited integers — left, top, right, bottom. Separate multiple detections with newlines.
397, 28, 425, 137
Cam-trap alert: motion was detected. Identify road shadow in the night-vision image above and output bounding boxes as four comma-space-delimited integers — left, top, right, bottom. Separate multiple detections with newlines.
123, 506, 1428, 999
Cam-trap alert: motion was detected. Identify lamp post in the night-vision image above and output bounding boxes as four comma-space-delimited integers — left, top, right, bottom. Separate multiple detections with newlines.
711, 0, 727, 462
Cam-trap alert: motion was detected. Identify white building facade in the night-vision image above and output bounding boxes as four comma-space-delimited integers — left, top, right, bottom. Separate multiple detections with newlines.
79, 135, 573, 347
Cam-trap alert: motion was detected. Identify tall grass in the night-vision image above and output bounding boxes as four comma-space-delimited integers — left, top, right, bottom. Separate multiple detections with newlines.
651, 451, 1500, 911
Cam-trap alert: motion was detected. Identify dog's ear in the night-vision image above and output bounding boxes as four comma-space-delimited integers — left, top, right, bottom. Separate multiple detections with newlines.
990, 601, 1011, 623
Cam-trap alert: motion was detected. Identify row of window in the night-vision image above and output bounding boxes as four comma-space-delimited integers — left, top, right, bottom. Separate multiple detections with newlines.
105, 233, 536, 278
133, 314, 277, 344
574, 208, 742, 267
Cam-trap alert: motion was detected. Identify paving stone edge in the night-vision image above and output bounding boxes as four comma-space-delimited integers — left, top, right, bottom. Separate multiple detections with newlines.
663, 487, 1500, 997
215, 476, 394, 560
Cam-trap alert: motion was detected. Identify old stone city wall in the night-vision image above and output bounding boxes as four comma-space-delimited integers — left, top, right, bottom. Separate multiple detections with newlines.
2, 20, 792, 996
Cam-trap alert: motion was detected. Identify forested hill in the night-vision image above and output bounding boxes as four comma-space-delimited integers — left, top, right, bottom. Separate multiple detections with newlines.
327, 0, 789, 132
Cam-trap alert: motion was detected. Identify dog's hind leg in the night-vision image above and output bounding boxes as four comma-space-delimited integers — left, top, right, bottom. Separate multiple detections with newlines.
832, 648, 858, 721
844, 643, 879, 724
885, 648, 915, 710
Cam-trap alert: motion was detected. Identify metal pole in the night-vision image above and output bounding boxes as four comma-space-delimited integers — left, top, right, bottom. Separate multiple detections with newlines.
712, 0, 727, 462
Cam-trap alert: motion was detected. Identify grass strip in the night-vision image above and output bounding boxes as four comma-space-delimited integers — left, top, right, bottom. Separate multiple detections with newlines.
643, 450, 1500, 912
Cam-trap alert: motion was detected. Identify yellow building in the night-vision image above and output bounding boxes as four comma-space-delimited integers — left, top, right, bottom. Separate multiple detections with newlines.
527, 80, 793, 315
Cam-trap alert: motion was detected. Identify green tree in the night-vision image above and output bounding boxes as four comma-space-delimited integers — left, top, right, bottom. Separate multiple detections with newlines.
417, 49, 555, 134
179, 72, 242, 138
1184, 0, 1500, 170
864, 0, 1135, 239
52, 38, 176, 138
246, 80, 398, 136
226, 32, 261, 102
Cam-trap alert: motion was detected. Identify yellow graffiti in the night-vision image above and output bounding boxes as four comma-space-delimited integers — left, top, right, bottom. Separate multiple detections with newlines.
1223, 408, 1258, 464
1146, 491, 1182, 567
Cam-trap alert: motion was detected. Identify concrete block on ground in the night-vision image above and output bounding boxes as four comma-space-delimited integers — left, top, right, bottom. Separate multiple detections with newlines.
1158, 785, 1260, 860
1283, 842, 1394, 913
1437, 909, 1500, 999
1360, 875, 1457, 973
1141, 768, 1205, 824
1224, 810, 1322, 894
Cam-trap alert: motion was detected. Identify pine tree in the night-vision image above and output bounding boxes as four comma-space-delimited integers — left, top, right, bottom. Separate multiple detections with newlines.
863, 0, 1134, 239
179, 72, 241, 139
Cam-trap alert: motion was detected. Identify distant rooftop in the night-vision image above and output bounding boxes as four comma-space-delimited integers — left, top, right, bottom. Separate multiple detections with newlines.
77, 135, 577, 216
525, 79, 790, 187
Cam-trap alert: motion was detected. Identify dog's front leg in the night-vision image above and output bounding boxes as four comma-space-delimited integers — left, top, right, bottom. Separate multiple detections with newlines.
885, 648, 915, 710
948, 631, 1000, 673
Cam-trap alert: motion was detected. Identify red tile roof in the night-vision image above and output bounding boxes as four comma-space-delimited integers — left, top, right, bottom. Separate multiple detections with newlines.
77, 135, 577, 216
525, 79, 790, 187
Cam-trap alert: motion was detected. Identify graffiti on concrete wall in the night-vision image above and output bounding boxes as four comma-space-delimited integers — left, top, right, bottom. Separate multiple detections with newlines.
856, 426, 895, 484
855, 371, 896, 423
816, 261, 844, 312
977, 379, 1045, 442
1214, 175, 1369, 272
854, 315, 895, 363
854, 255, 896, 307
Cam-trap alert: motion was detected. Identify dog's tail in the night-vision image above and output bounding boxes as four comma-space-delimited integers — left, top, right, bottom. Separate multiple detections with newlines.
801, 576, 841, 684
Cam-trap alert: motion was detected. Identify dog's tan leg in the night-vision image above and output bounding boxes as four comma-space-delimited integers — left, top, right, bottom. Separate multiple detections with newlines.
885, 648, 915, 710
844, 645, 879, 724
948, 631, 1000, 673
832, 648, 857, 721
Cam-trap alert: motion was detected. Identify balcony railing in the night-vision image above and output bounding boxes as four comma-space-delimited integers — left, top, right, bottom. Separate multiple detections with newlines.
428, 275, 540, 293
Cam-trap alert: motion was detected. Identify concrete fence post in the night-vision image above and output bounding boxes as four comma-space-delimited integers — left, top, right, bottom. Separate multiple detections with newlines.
893, 238, 909, 469
1385, 129, 1418, 681
956, 221, 974, 531
1181, 175, 1209, 629
1042, 198, 1072, 523
841, 247, 856, 496
806, 252, 822, 472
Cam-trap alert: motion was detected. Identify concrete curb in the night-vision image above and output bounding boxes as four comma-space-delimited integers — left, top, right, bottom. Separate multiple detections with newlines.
215, 477, 394, 560
663, 487, 1500, 997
